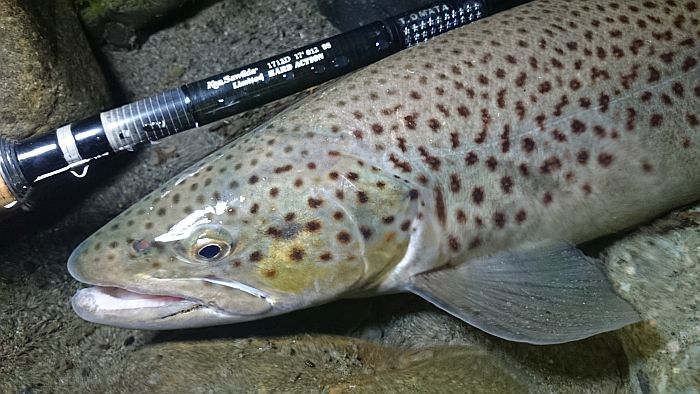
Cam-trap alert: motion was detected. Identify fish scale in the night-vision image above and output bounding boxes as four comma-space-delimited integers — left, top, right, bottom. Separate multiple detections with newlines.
67, 0, 700, 343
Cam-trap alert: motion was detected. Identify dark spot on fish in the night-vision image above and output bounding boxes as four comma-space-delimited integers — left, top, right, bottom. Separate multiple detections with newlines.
289, 247, 305, 262
404, 115, 417, 129
357, 191, 369, 204
471, 187, 484, 205
336, 231, 352, 244
543, 192, 553, 205
500, 177, 513, 194
540, 156, 562, 174
598, 153, 614, 167
468, 237, 482, 250
465, 151, 479, 165
448, 236, 461, 252
493, 212, 506, 228
274, 165, 293, 173
577, 150, 590, 165
250, 251, 263, 262
485, 156, 498, 171
305, 221, 321, 232
308, 198, 323, 208
359, 226, 373, 240
319, 252, 333, 261
571, 119, 586, 134
434, 187, 446, 226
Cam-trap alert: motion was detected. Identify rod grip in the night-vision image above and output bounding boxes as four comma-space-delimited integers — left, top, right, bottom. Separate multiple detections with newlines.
0, 175, 17, 208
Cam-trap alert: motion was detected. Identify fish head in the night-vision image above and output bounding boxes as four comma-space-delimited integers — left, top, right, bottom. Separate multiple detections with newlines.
68, 143, 420, 329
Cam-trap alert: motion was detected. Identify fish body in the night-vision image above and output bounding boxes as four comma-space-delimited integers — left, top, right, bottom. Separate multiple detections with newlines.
68, 0, 700, 344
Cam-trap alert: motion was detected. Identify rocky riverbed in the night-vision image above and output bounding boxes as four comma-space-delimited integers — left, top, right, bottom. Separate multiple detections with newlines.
0, 1, 698, 392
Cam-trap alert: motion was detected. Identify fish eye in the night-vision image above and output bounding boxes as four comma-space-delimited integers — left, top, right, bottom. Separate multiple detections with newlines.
185, 225, 236, 263
198, 243, 223, 259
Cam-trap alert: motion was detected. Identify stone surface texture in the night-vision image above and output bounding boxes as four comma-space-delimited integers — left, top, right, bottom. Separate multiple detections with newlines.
0, 0, 110, 140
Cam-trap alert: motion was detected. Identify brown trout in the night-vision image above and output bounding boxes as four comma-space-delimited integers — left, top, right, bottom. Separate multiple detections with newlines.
67, 0, 700, 344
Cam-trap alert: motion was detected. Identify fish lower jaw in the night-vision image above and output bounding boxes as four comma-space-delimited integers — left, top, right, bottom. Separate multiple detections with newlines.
71, 286, 204, 328
73, 286, 194, 311
70, 285, 276, 330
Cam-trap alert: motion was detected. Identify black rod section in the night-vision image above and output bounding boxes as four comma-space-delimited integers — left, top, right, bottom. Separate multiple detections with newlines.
0, 0, 529, 212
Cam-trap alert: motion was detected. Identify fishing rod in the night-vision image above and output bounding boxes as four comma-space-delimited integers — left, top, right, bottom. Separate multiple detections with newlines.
0, 0, 528, 217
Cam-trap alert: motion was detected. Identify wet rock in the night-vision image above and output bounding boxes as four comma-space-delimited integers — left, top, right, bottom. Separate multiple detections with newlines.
0, 0, 110, 140
606, 206, 700, 393
75, 0, 194, 48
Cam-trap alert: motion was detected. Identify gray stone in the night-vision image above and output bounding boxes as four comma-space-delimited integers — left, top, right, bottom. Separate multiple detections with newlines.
0, 0, 110, 140
606, 208, 700, 393
76, 0, 194, 48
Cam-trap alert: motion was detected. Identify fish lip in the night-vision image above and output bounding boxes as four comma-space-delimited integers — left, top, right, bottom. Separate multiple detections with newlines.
70, 285, 206, 325
67, 242, 273, 328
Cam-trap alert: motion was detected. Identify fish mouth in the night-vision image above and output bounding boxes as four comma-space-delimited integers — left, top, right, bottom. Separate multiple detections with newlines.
71, 285, 210, 329
67, 239, 274, 329
71, 281, 275, 329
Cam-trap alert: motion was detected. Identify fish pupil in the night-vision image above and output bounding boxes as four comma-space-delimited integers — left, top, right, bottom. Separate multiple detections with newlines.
198, 244, 222, 259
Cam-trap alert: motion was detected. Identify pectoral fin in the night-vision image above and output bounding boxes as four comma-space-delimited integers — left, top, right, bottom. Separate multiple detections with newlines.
407, 240, 641, 344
